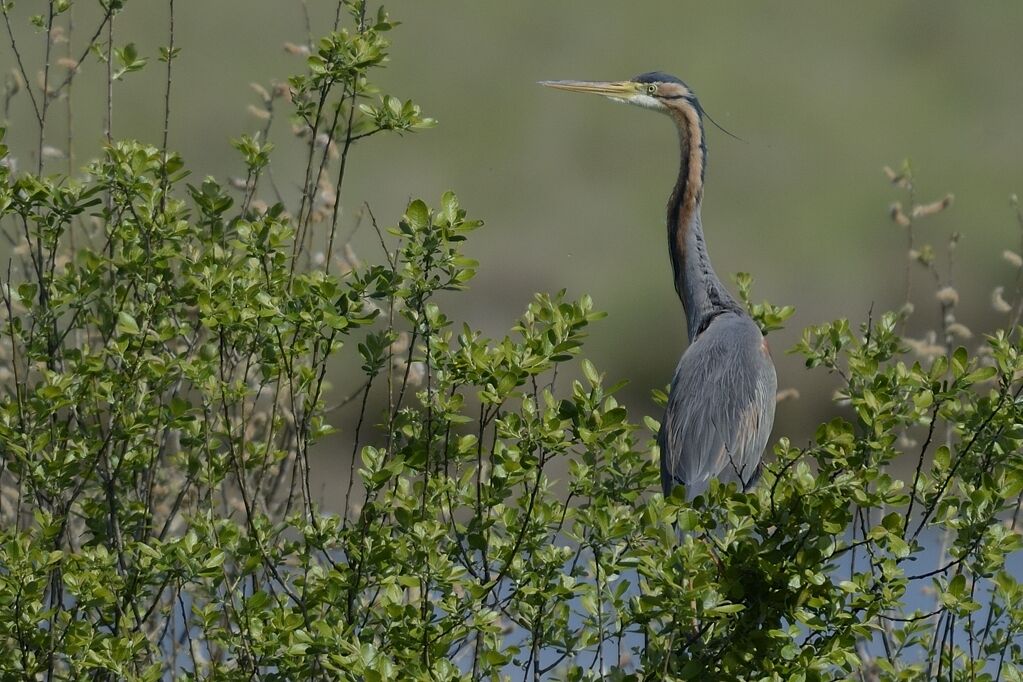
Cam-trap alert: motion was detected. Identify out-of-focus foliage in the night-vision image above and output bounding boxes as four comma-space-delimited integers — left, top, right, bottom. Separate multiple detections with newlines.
2, 2, 1023, 680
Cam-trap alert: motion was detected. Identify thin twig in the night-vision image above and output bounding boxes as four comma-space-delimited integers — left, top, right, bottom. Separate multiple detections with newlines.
159, 0, 175, 214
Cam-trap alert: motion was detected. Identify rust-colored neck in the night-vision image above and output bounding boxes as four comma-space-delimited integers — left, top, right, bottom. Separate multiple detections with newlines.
665, 103, 740, 342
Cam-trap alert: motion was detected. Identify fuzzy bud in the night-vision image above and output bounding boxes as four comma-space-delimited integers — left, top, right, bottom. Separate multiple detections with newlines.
389, 332, 411, 354
1004, 250, 1023, 268
912, 194, 954, 219
313, 133, 340, 159
889, 202, 911, 227
6, 68, 24, 94
775, 388, 800, 403
897, 434, 918, 449
935, 286, 959, 307
946, 322, 972, 340
271, 81, 292, 102
905, 335, 945, 359
392, 358, 425, 387
317, 178, 336, 208
246, 104, 270, 120
992, 286, 1012, 313
282, 42, 311, 57
883, 165, 912, 189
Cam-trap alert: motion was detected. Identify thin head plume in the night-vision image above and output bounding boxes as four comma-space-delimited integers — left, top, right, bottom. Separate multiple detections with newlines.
697, 101, 745, 144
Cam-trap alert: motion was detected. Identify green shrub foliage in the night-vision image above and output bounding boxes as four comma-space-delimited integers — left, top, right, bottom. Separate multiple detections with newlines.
1, 2, 1023, 679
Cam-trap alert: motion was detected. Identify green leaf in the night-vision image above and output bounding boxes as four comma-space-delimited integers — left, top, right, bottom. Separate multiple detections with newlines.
707, 603, 745, 615
116, 311, 140, 335
406, 199, 429, 230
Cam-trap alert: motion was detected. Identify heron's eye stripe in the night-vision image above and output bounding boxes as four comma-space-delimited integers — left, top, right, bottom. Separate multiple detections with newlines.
659, 95, 687, 100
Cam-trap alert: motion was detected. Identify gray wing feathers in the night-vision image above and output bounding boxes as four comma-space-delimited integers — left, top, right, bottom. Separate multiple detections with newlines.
659, 314, 777, 498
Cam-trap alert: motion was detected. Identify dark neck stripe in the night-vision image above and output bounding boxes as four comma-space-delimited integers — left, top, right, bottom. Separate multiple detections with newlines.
666, 122, 692, 294
665, 103, 740, 339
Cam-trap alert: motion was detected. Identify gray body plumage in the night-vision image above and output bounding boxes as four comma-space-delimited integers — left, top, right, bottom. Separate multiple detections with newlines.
658, 312, 777, 499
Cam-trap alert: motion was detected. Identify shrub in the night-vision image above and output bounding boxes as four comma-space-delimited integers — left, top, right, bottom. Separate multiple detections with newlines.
1, 2, 1022, 680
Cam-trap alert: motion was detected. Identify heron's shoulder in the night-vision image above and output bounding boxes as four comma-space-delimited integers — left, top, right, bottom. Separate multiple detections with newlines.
685, 313, 775, 376
696, 311, 763, 343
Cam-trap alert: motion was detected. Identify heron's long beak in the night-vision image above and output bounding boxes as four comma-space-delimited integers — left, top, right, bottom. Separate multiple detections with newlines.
539, 80, 639, 100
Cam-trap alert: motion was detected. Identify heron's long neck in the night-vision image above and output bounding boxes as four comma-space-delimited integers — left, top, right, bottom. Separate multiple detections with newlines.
667, 107, 739, 342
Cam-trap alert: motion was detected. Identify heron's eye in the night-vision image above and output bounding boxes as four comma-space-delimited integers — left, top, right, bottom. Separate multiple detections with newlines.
646, 84, 658, 95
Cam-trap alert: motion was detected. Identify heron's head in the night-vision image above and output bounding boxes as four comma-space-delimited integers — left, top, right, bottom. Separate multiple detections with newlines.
540, 72, 700, 117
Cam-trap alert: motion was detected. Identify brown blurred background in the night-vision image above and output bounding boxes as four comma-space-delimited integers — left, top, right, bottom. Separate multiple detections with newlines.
3, 2, 1023, 464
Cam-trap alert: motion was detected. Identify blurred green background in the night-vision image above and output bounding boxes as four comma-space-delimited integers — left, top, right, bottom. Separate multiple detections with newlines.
4, 1, 1023, 450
